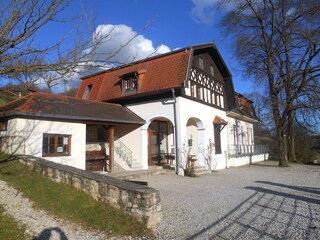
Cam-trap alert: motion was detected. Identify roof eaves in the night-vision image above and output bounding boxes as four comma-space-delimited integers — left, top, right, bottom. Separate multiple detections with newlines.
227, 109, 260, 123
0, 112, 145, 125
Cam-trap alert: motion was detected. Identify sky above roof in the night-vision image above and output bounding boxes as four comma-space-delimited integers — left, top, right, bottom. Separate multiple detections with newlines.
21, 0, 254, 95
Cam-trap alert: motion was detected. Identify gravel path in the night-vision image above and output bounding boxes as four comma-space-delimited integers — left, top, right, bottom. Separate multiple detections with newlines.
138, 161, 320, 240
1, 161, 319, 240
0, 179, 129, 240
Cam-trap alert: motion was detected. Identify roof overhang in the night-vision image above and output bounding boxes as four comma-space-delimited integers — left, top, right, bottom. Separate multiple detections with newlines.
226, 111, 260, 124
0, 112, 145, 125
213, 116, 228, 125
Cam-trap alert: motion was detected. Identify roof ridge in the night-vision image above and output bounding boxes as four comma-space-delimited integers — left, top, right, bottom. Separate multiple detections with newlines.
81, 45, 198, 79
0, 92, 31, 109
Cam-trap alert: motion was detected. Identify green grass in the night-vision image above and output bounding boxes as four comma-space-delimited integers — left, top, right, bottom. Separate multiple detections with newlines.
0, 98, 6, 106
0, 155, 152, 238
0, 205, 32, 240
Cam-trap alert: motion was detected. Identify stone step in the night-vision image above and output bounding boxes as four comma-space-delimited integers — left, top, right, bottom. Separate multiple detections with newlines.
108, 167, 174, 180
194, 167, 212, 176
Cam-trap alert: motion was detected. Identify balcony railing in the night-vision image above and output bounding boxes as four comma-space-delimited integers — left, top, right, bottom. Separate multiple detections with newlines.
228, 145, 269, 157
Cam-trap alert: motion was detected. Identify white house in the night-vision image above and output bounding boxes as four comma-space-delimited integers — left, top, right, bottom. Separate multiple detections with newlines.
75, 43, 268, 174
0, 92, 145, 170
0, 43, 268, 174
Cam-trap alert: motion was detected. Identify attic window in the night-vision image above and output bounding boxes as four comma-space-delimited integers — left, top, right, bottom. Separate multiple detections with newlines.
199, 57, 204, 70
122, 72, 138, 93
82, 84, 93, 100
210, 65, 214, 76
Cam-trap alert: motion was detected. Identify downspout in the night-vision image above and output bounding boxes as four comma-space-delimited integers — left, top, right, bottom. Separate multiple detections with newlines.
171, 88, 179, 175
226, 123, 229, 169
236, 120, 240, 154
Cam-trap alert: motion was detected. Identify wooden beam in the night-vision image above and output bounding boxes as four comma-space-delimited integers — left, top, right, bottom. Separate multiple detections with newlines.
108, 126, 114, 172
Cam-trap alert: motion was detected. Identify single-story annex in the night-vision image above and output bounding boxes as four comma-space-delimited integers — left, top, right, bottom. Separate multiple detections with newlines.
0, 43, 269, 175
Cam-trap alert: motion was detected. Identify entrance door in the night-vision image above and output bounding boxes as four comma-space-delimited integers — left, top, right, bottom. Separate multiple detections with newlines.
148, 121, 168, 166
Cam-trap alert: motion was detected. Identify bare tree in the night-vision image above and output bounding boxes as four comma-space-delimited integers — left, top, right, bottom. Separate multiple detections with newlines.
0, 0, 156, 92
220, 0, 320, 166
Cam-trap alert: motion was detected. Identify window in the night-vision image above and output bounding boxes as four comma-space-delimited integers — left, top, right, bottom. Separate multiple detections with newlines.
0, 121, 8, 131
211, 92, 215, 104
190, 83, 196, 97
214, 124, 222, 154
82, 84, 93, 100
43, 133, 71, 157
198, 57, 204, 70
122, 73, 138, 93
124, 79, 131, 91
210, 65, 214, 76
233, 124, 237, 145
220, 96, 224, 108
86, 125, 108, 142
197, 86, 202, 100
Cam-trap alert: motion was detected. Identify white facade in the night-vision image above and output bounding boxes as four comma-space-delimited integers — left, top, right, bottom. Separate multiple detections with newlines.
118, 95, 264, 173
112, 94, 268, 174
1, 118, 86, 169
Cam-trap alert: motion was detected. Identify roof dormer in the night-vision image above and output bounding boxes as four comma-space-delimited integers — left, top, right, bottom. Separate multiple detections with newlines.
121, 72, 138, 94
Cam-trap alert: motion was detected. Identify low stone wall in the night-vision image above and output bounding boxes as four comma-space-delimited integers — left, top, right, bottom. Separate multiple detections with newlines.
17, 155, 162, 228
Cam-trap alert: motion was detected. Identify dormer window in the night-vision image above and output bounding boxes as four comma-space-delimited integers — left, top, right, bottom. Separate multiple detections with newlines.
122, 72, 138, 93
82, 84, 93, 100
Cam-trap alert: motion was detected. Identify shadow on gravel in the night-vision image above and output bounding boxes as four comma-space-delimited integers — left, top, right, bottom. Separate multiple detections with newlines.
34, 227, 68, 240
250, 161, 279, 167
256, 181, 320, 195
186, 182, 320, 240
245, 186, 320, 205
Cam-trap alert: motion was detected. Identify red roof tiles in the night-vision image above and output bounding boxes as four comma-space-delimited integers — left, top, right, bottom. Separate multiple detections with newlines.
76, 49, 191, 101
0, 92, 145, 125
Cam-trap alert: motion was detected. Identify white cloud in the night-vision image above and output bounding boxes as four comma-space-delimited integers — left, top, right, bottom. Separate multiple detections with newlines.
90, 24, 171, 64
191, 0, 220, 25
190, 0, 238, 25
48, 24, 171, 93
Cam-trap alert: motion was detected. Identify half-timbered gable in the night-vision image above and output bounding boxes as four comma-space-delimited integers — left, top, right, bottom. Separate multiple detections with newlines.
184, 47, 227, 110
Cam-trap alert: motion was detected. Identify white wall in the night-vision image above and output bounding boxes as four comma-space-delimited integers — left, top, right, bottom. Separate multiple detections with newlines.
126, 96, 232, 172
227, 117, 254, 146
228, 153, 269, 167
127, 98, 175, 169
176, 97, 228, 170
2, 118, 86, 169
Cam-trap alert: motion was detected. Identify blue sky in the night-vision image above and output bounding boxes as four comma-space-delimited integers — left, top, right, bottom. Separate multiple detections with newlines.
36, 0, 253, 94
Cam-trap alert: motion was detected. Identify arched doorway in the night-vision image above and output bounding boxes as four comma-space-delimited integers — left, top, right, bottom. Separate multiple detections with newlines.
148, 118, 174, 166
186, 117, 205, 166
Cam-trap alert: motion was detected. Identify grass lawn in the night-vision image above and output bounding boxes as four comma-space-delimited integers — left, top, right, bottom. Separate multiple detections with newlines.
0, 155, 152, 238
0, 98, 6, 106
0, 205, 32, 240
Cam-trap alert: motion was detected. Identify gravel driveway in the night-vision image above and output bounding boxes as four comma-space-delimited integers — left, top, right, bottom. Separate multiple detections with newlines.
138, 161, 320, 240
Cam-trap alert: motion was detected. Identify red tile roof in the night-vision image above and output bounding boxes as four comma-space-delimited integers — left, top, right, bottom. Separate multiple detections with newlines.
0, 92, 145, 125
76, 49, 191, 101
213, 116, 228, 125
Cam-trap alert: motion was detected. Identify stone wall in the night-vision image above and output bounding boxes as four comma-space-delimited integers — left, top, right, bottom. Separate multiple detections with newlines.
17, 156, 162, 228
